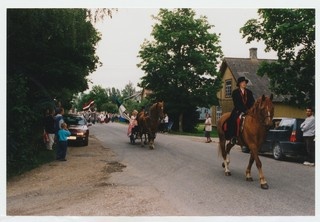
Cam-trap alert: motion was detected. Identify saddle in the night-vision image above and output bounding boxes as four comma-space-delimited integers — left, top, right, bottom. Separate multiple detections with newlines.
223, 114, 246, 138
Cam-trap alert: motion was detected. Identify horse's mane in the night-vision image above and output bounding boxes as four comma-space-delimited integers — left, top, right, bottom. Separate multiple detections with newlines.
248, 97, 262, 115
247, 95, 273, 118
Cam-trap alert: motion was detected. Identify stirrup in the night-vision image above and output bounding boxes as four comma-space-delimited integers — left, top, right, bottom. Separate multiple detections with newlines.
230, 137, 237, 145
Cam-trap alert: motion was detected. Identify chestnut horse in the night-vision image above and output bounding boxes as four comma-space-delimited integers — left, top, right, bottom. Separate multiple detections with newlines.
217, 95, 274, 189
137, 101, 164, 149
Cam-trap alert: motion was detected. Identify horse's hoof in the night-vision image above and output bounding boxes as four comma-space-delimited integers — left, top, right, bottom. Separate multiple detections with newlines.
261, 183, 269, 189
246, 177, 253, 182
149, 145, 154, 150
222, 162, 225, 168
225, 172, 231, 176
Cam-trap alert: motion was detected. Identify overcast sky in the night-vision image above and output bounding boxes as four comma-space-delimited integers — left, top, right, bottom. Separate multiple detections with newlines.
90, 8, 279, 91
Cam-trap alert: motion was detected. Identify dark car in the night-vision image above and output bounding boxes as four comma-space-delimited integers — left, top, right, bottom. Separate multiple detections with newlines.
63, 114, 91, 146
242, 117, 307, 160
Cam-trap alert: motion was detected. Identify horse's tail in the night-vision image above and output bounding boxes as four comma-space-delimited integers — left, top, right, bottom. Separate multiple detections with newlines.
217, 118, 223, 158
217, 112, 230, 158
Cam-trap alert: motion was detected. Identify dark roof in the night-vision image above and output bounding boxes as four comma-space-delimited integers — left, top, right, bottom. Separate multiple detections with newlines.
220, 57, 285, 102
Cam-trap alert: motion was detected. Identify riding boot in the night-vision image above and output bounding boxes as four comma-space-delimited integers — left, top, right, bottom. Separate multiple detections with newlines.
231, 137, 237, 145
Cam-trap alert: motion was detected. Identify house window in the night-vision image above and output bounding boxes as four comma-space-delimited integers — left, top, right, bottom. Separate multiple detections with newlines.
216, 106, 222, 123
225, 79, 232, 98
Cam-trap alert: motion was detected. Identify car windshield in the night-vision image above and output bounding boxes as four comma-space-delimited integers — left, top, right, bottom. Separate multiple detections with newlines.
64, 116, 86, 125
278, 119, 295, 130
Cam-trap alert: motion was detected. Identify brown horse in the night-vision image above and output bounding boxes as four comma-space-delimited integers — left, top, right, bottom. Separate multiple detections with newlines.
137, 101, 164, 149
217, 95, 274, 189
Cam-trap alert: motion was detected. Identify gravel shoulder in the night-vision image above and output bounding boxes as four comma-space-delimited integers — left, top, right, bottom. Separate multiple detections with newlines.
6, 135, 180, 216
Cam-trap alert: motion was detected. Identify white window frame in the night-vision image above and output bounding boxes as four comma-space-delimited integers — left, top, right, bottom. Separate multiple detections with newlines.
216, 106, 222, 123
225, 79, 232, 98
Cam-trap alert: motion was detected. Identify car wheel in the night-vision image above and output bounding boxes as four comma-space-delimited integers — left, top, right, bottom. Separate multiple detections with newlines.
272, 142, 283, 160
83, 137, 89, 146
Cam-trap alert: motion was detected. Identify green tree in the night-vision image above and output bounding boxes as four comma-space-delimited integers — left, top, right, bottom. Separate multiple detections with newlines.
100, 102, 118, 114
8, 9, 102, 105
122, 81, 137, 100
137, 9, 223, 132
240, 9, 315, 108
107, 87, 122, 100
74, 85, 127, 113
88, 85, 109, 111
7, 9, 107, 177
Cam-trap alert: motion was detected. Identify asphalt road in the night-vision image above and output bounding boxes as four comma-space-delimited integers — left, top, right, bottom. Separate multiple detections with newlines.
91, 122, 315, 216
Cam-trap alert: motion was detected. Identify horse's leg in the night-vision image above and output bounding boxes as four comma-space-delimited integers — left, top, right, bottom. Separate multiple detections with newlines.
252, 149, 269, 189
144, 133, 148, 145
149, 138, 154, 149
220, 139, 232, 176
245, 152, 255, 181
224, 143, 234, 176
256, 157, 268, 189
150, 132, 157, 150
140, 131, 144, 147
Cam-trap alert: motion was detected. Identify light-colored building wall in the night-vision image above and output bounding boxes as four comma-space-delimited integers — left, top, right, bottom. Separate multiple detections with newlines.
273, 103, 305, 118
217, 67, 236, 113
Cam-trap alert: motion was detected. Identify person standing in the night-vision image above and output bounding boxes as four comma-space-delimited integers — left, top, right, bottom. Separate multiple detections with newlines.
54, 108, 65, 160
44, 108, 55, 150
204, 113, 212, 143
57, 122, 71, 161
301, 107, 315, 166
54, 108, 65, 133
163, 113, 169, 133
227, 77, 255, 144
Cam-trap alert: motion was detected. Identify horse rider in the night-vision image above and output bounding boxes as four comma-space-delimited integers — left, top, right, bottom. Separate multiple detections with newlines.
226, 76, 255, 144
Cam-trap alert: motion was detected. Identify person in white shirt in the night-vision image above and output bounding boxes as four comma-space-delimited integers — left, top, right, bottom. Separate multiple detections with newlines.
163, 113, 169, 132
204, 113, 212, 143
300, 107, 315, 166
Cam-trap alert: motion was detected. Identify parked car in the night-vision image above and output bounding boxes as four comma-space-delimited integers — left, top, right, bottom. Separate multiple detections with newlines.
241, 117, 307, 160
63, 114, 91, 146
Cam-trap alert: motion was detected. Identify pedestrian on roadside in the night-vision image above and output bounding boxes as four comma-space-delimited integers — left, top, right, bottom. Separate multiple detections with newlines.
44, 108, 55, 150
57, 122, 71, 161
204, 113, 212, 143
301, 107, 315, 166
54, 108, 65, 160
163, 113, 169, 133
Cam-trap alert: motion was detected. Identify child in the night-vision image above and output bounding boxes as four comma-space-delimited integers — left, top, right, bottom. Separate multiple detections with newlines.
57, 122, 71, 161
127, 110, 138, 137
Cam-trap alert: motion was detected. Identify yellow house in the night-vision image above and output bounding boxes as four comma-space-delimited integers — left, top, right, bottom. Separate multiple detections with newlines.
211, 48, 305, 126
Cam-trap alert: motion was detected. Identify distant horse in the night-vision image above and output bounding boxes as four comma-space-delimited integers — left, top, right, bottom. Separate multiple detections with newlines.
137, 101, 164, 149
217, 95, 274, 189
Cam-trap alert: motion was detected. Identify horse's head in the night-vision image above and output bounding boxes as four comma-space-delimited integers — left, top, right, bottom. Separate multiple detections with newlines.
157, 101, 165, 119
253, 94, 274, 127
150, 101, 165, 120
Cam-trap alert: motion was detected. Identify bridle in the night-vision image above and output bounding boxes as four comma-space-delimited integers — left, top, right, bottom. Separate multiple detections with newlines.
247, 99, 274, 127
260, 103, 274, 127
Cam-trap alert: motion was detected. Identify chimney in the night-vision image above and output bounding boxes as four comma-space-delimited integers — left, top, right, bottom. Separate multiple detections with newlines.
249, 48, 258, 60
